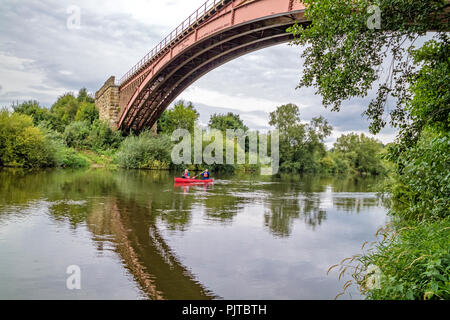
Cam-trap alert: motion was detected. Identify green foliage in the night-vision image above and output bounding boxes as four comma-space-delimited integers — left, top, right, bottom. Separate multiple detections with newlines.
269, 104, 333, 173
33, 123, 90, 168
385, 40, 449, 221
13, 100, 64, 132
320, 153, 349, 175
300, 2, 450, 299
4, 88, 119, 169
75, 102, 99, 124
63, 119, 122, 152
288, 0, 449, 134
0, 110, 56, 168
157, 100, 199, 134
87, 120, 123, 152
332, 133, 387, 175
362, 219, 450, 300
12, 100, 50, 125
388, 129, 449, 220
63, 121, 91, 149
397, 37, 450, 150
209, 112, 249, 132
115, 131, 172, 169
331, 218, 450, 300
54, 147, 90, 168
76, 88, 95, 104
51, 93, 79, 126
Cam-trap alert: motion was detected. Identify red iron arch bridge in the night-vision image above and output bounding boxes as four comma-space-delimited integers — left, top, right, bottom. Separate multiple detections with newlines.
95, 0, 307, 132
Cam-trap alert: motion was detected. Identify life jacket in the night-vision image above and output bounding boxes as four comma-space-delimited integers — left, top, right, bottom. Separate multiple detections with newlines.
203, 172, 209, 178
183, 172, 190, 178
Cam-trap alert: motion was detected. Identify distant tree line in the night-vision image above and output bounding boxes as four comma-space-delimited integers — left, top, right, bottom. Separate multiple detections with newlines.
2, 92, 387, 176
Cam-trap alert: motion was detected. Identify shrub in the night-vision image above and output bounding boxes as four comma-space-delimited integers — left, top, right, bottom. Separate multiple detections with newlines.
87, 120, 123, 152
55, 147, 90, 168
116, 131, 172, 169
388, 128, 449, 220
0, 110, 55, 168
361, 218, 450, 300
75, 102, 99, 124
63, 121, 91, 149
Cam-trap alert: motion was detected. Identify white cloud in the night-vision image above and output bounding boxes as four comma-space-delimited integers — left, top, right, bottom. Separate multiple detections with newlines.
179, 86, 284, 113
0, 53, 65, 107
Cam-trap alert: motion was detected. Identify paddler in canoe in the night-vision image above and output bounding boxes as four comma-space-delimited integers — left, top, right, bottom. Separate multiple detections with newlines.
199, 169, 210, 180
191, 169, 210, 180
176, 169, 212, 182
181, 169, 190, 179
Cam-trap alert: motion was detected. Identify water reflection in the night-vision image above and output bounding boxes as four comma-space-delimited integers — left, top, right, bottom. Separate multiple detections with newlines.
0, 168, 387, 299
0, 169, 215, 299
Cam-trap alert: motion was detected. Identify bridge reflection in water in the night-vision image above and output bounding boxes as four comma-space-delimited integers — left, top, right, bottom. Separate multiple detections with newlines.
0, 169, 387, 299
86, 188, 217, 300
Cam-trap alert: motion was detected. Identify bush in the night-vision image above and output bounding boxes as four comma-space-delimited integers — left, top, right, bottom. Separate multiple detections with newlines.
87, 120, 123, 152
63, 121, 91, 149
38, 126, 90, 168
389, 128, 449, 220
55, 147, 90, 168
75, 102, 99, 124
0, 111, 55, 168
116, 131, 172, 169
361, 218, 450, 300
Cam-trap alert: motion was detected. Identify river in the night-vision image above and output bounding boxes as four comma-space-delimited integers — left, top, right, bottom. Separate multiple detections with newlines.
0, 168, 388, 300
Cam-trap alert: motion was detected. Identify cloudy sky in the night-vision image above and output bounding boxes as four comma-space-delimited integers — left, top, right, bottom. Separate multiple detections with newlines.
0, 0, 398, 147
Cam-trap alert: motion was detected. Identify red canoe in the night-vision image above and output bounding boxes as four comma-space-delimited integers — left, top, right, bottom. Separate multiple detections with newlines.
174, 177, 214, 183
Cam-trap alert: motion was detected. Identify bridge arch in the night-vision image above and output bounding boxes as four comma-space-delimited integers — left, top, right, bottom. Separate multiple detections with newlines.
97, 0, 307, 132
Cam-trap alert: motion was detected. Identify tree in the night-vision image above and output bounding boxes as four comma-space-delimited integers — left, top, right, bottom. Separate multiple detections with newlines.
87, 119, 123, 151
333, 133, 386, 175
208, 112, 249, 132
0, 110, 55, 168
63, 121, 91, 149
75, 102, 99, 124
13, 100, 64, 132
269, 104, 332, 172
77, 88, 95, 104
51, 93, 79, 126
157, 100, 199, 134
13, 100, 48, 125
285, 1, 449, 299
288, 0, 449, 135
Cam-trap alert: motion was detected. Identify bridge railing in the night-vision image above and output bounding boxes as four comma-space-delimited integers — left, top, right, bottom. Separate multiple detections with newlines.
117, 0, 227, 86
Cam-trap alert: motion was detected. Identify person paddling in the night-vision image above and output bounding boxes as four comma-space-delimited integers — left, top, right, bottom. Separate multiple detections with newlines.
199, 169, 210, 180
181, 169, 190, 179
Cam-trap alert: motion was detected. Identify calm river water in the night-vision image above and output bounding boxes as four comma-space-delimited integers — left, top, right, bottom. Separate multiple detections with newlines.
0, 168, 388, 300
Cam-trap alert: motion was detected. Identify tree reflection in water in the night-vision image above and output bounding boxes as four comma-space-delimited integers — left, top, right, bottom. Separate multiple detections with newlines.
0, 168, 386, 299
